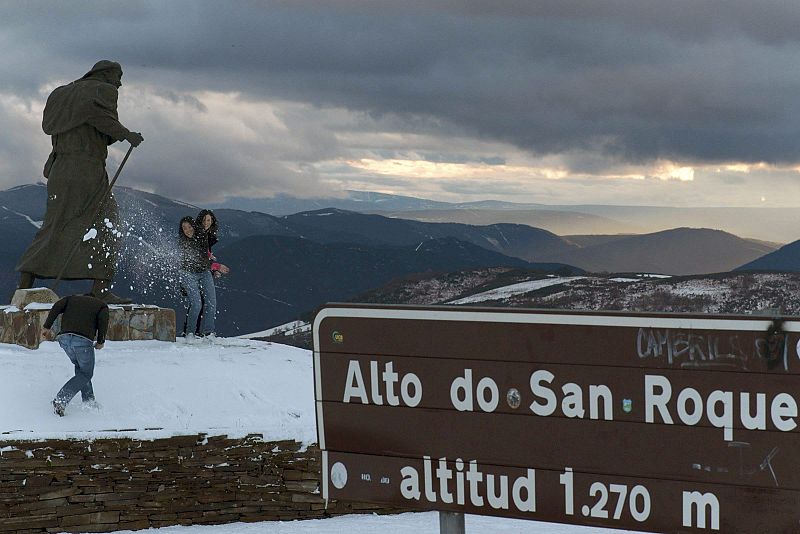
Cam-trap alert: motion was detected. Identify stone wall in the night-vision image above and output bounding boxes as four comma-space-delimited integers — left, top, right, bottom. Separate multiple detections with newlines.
0, 305, 176, 350
0, 434, 388, 533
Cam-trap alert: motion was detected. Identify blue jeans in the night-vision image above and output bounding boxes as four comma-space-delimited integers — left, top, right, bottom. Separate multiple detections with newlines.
180, 270, 216, 334
55, 333, 95, 406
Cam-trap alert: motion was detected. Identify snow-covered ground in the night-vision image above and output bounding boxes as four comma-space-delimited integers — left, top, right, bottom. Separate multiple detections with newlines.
0, 338, 639, 533
114, 511, 641, 534
0, 338, 315, 443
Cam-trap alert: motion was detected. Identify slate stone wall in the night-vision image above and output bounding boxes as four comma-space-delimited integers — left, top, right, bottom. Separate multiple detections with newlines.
0, 305, 176, 350
0, 434, 386, 533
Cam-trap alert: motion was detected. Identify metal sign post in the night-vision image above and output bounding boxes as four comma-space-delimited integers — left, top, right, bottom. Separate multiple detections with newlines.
314, 304, 800, 532
439, 511, 465, 534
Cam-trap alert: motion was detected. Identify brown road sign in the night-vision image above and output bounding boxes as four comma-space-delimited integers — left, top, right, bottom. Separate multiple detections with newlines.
313, 305, 800, 532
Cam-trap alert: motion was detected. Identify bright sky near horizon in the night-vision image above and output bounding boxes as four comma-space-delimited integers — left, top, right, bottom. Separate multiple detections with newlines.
4, 1, 800, 207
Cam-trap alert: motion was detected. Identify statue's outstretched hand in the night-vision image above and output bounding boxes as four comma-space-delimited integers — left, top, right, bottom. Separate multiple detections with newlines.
125, 131, 144, 147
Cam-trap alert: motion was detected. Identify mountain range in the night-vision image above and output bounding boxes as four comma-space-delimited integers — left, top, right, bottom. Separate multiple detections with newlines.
0, 185, 573, 335
0, 184, 796, 336
281, 208, 578, 261
737, 241, 800, 272
277, 210, 777, 275
547, 228, 776, 276
216, 235, 551, 334
214, 190, 800, 243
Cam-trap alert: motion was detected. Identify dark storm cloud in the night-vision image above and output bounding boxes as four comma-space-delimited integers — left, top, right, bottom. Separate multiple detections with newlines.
3, 0, 800, 195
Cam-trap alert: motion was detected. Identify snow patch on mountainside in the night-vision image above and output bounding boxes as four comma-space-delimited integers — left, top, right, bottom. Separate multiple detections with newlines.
449, 276, 585, 304
1, 205, 42, 228
240, 320, 311, 339
354, 268, 800, 317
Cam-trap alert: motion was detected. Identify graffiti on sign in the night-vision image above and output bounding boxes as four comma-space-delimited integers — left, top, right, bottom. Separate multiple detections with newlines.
636, 327, 788, 370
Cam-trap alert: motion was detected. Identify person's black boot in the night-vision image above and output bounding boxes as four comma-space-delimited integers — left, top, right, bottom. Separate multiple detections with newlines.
90, 279, 133, 305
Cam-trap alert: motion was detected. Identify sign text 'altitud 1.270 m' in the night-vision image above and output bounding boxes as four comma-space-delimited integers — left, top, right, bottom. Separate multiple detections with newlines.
312, 304, 800, 532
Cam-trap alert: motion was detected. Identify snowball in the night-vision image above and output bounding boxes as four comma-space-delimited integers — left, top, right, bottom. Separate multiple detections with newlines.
82, 228, 98, 241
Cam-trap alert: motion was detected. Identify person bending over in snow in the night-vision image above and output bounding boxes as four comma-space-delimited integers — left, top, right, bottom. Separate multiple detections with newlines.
42, 293, 109, 416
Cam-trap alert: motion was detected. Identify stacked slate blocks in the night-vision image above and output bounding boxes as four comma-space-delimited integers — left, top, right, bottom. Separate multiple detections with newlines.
0, 435, 393, 533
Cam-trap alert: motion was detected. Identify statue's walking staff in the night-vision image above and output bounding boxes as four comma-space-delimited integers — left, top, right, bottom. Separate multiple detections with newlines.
50, 144, 136, 295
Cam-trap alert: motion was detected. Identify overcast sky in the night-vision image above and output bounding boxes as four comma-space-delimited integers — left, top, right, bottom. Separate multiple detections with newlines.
3, 1, 800, 206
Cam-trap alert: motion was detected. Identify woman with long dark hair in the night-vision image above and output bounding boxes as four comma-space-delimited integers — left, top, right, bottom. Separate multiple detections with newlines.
178, 216, 216, 337
189, 210, 229, 335
196, 210, 230, 271
196, 209, 218, 254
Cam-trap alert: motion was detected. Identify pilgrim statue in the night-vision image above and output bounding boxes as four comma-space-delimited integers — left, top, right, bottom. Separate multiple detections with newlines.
16, 60, 143, 304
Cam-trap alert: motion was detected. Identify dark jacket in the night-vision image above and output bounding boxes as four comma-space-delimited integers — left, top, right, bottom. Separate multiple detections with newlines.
44, 295, 109, 344
179, 229, 212, 273
195, 209, 218, 253
207, 232, 218, 251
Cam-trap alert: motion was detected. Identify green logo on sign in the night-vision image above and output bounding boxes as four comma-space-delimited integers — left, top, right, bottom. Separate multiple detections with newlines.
623, 399, 633, 413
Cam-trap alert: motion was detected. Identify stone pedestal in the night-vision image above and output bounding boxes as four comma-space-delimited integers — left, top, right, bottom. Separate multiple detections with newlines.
0, 303, 176, 350
10, 288, 59, 309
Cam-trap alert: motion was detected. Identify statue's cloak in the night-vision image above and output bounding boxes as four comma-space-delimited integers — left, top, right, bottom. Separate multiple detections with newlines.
16, 75, 129, 280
